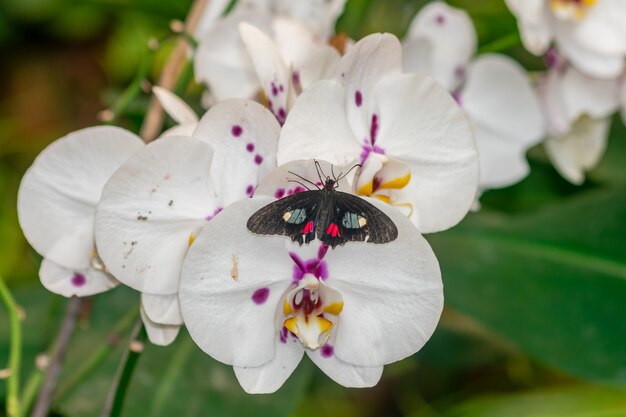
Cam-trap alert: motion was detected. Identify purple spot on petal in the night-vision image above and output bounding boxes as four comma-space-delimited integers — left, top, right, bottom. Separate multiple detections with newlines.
279, 84, 284, 92
246, 143, 255, 152
355, 90, 363, 107
252, 287, 270, 304
205, 207, 223, 221
454, 65, 466, 80
321, 344, 334, 358
436, 14, 445, 25
231, 125, 243, 137
453, 92, 463, 106
71, 273, 86, 287
246, 184, 255, 197
275, 188, 285, 199
280, 326, 289, 343
370, 114, 379, 144
254, 154, 263, 165
271, 81, 278, 96
276, 107, 286, 125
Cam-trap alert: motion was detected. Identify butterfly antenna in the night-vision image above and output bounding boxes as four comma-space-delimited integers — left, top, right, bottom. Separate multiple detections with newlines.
336, 163, 362, 182
287, 171, 320, 190
313, 160, 325, 183
287, 179, 312, 191
331, 164, 337, 181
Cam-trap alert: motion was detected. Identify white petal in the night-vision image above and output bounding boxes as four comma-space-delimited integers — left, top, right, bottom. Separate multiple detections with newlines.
545, 116, 610, 185
402, 38, 433, 80
141, 293, 183, 326
559, 66, 620, 120
404, 2, 477, 91
323, 199, 443, 367
473, 125, 531, 189
462, 55, 545, 147
272, 18, 340, 91
194, 0, 231, 38
152, 87, 198, 126
194, 10, 270, 101
192, 99, 280, 205
95, 136, 217, 295
373, 74, 478, 233
307, 348, 383, 388
277, 80, 361, 166
505, 0, 553, 55
270, 0, 347, 39
17, 126, 144, 269
556, 27, 625, 78
460, 55, 545, 188
334, 34, 402, 143
141, 307, 180, 347
159, 123, 198, 139
180, 197, 294, 367
234, 336, 304, 394
39, 258, 118, 297
572, 0, 626, 56
239, 22, 293, 122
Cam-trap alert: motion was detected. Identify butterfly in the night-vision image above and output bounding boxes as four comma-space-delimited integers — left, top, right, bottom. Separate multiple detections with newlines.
246, 162, 398, 248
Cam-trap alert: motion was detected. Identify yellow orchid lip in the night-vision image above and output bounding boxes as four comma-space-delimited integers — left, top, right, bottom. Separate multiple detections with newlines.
549, 0, 597, 20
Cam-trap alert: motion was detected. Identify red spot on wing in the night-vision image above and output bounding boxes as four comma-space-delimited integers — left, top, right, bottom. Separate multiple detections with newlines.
326, 223, 341, 237
303, 221, 314, 234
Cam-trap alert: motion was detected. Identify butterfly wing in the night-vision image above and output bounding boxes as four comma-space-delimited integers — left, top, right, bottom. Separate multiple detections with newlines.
319, 191, 398, 248
247, 191, 321, 245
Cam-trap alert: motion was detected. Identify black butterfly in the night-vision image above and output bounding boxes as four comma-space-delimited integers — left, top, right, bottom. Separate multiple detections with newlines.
247, 162, 398, 248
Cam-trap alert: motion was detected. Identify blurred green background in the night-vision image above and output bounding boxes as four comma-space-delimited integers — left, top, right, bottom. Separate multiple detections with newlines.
1, 0, 626, 416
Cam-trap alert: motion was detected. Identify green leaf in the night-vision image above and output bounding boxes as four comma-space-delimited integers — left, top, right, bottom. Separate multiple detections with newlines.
444, 385, 626, 417
429, 186, 626, 384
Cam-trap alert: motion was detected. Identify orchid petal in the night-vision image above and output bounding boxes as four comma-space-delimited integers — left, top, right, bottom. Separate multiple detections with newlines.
334, 34, 402, 143
404, 2, 477, 91
194, 10, 271, 101
180, 197, 294, 367
233, 336, 304, 394
17, 126, 144, 270
572, 0, 626, 56
556, 29, 625, 78
271, 0, 347, 39
192, 99, 280, 205
239, 22, 293, 122
152, 87, 198, 126
194, 0, 231, 38
141, 306, 180, 347
277, 80, 361, 166
141, 293, 183, 326
39, 258, 118, 297
95, 136, 217, 295
505, 0, 553, 55
307, 348, 383, 388
460, 55, 545, 188
373, 73, 478, 233
545, 116, 610, 185
323, 198, 443, 366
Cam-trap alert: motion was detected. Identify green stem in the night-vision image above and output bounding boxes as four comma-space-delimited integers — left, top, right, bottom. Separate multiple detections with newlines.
478, 32, 521, 54
149, 336, 194, 415
19, 370, 44, 417
106, 47, 157, 125
173, 60, 194, 97
0, 276, 22, 417
101, 319, 146, 417
54, 307, 139, 402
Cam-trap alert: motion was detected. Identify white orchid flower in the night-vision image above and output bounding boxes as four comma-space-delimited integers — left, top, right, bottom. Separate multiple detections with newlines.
539, 55, 620, 184
152, 86, 199, 137
179, 196, 443, 393
239, 18, 341, 124
404, 2, 545, 193
95, 100, 280, 345
505, 0, 626, 78
194, 3, 342, 105
277, 33, 478, 233
17, 127, 144, 297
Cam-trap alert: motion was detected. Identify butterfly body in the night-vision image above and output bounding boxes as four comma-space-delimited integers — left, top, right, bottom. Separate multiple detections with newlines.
247, 178, 398, 248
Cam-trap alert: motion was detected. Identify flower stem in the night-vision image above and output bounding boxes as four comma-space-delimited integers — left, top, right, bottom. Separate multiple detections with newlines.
19, 370, 44, 417
478, 32, 521, 54
100, 319, 145, 417
30, 296, 83, 417
0, 275, 22, 417
54, 307, 139, 402
139, 0, 209, 142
